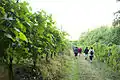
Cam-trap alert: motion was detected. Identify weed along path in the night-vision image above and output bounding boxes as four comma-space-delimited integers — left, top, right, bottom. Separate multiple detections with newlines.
64, 54, 120, 80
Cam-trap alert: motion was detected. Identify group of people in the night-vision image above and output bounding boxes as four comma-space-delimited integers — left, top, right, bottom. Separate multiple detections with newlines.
73, 47, 82, 57
73, 46, 94, 63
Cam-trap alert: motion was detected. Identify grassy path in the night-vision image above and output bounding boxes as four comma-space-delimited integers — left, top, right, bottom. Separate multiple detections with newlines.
63, 54, 120, 80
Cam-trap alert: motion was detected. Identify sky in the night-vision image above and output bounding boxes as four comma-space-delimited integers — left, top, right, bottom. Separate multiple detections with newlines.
23, 0, 120, 40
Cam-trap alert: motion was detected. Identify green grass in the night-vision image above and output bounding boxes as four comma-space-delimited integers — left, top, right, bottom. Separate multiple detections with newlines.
61, 57, 80, 80
61, 53, 120, 80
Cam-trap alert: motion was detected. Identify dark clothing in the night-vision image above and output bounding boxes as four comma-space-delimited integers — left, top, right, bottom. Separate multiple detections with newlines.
89, 56, 93, 60
73, 47, 78, 57
84, 48, 89, 54
78, 48, 82, 53
74, 52, 78, 56
90, 50, 94, 56
74, 47, 78, 53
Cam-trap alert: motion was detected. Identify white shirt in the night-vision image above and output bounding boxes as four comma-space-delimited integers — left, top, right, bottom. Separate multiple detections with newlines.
88, 49, 94, 56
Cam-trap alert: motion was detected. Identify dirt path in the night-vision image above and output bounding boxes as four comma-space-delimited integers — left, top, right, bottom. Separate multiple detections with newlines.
77, 55, 104, 80
64, 54, 120, 80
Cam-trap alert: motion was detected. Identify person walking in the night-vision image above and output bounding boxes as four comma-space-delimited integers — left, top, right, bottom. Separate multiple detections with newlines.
84, 47, 89, 60
78, 48, 82, 56
89, 47, 94, 63
73, 47, 78, 58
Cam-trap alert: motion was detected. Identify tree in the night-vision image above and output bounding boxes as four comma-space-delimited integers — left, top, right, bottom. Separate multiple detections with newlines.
0, 0, 69, 80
